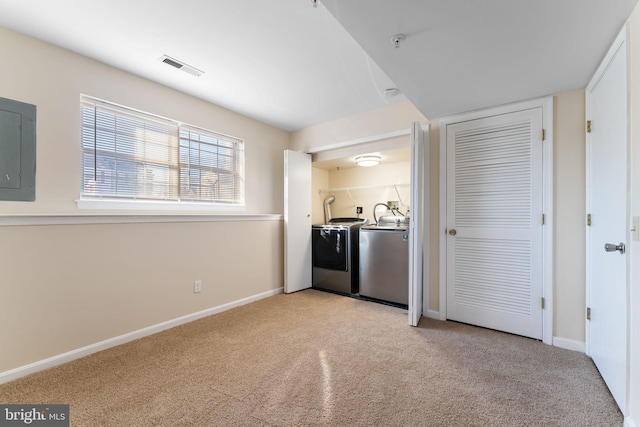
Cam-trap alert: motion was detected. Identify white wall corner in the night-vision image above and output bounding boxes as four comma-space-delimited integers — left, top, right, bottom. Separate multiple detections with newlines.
552, 336, 586, 353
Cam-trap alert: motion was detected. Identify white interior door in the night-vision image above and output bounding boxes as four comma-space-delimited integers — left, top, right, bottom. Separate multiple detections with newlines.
408, 122, 427, 326
284, 150, 312, 293
586, 30, 628, 414
445, 108, 544, 339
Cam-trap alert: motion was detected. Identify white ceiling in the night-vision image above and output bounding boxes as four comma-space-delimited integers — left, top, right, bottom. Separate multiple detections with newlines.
0, 0, 406, 132
322, 0, 638, 120
0, 0, 637, 134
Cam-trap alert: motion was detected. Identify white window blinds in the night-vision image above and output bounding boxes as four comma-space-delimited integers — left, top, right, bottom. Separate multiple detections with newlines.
179, 126, 244, 203
80, 97, 244, 205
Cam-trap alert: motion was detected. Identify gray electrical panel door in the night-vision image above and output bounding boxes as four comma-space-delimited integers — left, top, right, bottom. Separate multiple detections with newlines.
0, 96, 36, 201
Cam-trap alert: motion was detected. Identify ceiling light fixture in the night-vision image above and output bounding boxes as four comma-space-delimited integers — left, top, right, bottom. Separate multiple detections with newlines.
391, 34, 406, 48
355, 155, 381, 167
309, 0, 318, 7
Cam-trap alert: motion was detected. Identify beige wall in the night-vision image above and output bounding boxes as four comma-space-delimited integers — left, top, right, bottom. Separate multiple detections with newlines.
427, 123, 440, 313
0, 27, 286, 374
627, 4, 640, 422
0, 220, 283, 372
291, 101, 428, 152
552, 90, 586, 342
0, 26, 289, 215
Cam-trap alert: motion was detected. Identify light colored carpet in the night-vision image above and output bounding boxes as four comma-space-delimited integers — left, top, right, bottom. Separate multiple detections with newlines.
0, 289, 622, 426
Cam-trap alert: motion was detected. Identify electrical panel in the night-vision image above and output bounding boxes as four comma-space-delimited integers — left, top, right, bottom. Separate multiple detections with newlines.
0, 96, 36, 201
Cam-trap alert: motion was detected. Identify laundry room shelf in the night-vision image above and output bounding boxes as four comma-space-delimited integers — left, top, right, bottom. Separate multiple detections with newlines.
318, 183, 409, 205
318, 183, 409, 193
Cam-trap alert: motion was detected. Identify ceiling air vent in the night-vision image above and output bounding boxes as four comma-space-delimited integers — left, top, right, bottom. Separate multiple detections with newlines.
159, 55, 204, 77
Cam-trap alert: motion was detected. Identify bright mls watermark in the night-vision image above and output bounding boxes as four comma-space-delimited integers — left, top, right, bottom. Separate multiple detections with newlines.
0, 405, 69, 426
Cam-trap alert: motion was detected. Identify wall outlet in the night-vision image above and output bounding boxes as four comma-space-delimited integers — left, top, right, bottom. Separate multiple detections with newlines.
356, 206, 363, 214
387, 201, 399, 209
194, 280, 202, 293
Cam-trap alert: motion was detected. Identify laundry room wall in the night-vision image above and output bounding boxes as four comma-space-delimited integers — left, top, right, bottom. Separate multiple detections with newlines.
312, 167, 329, 224
322, 161, 411, 222
290, 101, 427, 152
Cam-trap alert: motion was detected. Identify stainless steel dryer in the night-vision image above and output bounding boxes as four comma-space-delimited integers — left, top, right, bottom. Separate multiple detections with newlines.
312, 217, 367, 294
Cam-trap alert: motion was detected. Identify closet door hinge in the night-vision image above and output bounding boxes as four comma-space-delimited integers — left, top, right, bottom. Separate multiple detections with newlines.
587, 214, 592, 226
541, 297, 545, 309
587, 120, 592, 133
587, 307, 591, 320
541, 129, 546, 141
541, 214, 545, 225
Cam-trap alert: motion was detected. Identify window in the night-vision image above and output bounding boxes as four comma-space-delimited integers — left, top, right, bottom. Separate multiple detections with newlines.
80, 96, 244, 205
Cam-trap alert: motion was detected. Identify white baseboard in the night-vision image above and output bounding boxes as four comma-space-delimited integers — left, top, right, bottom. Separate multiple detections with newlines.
425, 310, 447, 320
625, 415, 637, 427
424, 310, 442, 320
552, 336, 585, 353
425, 309, 441, 320
0, 287, 283, 384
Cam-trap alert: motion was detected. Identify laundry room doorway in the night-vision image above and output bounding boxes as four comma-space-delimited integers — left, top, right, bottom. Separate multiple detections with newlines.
285, 122, 427, 326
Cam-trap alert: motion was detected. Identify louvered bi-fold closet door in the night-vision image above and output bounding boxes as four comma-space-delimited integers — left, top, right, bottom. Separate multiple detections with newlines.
446, 108, 543, 339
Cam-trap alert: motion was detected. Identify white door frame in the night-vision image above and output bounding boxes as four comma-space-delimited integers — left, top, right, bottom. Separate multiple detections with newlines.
438, 97, 554, 345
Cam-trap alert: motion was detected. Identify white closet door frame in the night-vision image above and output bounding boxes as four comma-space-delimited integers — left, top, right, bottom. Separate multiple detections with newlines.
438, 97, 554, 345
